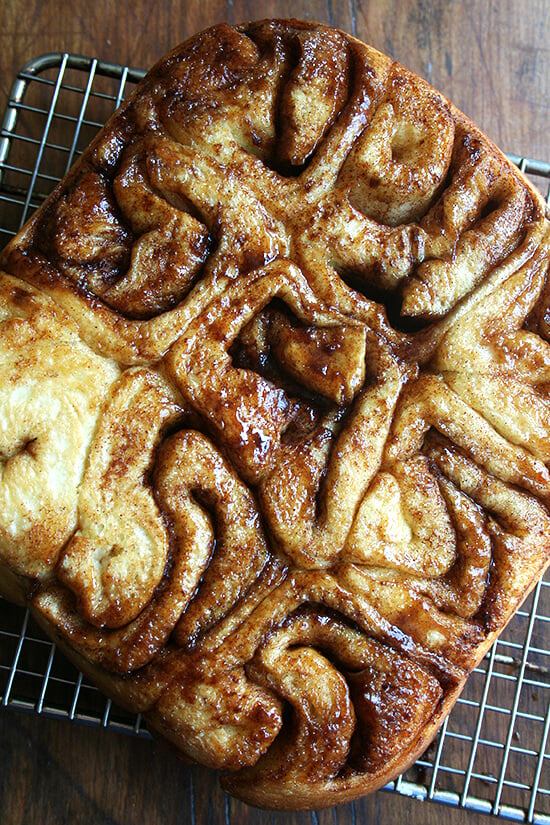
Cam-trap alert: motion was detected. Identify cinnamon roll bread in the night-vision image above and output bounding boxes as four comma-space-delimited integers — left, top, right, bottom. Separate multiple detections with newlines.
1, 19, 550, 810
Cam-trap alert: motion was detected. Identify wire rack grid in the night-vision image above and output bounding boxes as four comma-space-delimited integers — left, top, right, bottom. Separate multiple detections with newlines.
1, 52, 550, 825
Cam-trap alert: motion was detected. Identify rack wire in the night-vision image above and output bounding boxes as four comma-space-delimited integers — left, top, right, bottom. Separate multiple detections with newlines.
1, 52, 550, 824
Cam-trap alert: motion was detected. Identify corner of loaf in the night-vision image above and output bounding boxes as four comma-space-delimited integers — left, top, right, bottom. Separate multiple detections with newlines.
1, 18, 550, 810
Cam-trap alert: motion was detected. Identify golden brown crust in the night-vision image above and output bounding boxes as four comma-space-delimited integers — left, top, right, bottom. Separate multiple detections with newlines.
1, 18, 550, 810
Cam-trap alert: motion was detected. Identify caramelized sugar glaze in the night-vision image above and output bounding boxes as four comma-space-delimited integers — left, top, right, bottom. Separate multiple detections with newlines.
1, 20, 550, 809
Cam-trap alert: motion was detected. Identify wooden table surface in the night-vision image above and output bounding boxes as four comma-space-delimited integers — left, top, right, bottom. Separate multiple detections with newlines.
0, 2, 549, 824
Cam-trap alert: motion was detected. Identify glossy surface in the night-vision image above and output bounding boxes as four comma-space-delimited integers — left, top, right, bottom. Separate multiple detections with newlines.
1, 1, 550, 824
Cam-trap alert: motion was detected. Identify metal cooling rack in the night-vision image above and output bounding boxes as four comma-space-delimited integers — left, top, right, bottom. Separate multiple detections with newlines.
1, 52, 550, 825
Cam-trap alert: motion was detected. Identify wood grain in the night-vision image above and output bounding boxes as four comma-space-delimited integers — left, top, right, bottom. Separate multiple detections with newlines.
0, 707, 495, 825
1, 0, 548, 159
0, 2, 549, 824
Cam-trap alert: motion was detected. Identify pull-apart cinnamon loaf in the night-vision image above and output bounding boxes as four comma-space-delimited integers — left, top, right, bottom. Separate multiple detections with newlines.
1, 19, 550, 810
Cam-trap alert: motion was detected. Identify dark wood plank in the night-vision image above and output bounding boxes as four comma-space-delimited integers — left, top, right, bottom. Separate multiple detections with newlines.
353, 0, 550, 159
1, 2, 549, 824
2, 0, 547, 159
0, 707, 498, 825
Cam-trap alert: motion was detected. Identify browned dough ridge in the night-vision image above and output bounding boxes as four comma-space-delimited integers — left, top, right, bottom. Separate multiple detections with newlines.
1, 19, 550, 810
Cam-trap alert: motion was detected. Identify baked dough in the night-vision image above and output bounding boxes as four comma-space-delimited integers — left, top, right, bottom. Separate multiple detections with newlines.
1, 19, 550, 809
